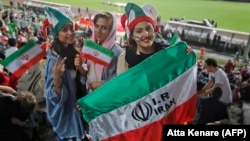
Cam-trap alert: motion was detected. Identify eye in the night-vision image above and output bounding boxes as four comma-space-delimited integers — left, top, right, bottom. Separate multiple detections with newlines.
61, 27, 74, 33
146, 26, 153, 32
102, 26, 108, 30
62, 28, 68, 32
135, 29, 143, 34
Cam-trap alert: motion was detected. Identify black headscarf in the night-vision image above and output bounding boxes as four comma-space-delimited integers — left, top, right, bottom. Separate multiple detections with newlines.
125, 45, 164, 68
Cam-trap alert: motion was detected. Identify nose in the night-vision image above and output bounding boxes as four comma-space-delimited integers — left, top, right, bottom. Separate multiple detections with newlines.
67, 28, 75, 34
70, 30, 75, 34
143, 31, 149, 37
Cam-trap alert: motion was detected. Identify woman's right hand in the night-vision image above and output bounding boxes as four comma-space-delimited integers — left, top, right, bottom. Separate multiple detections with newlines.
53, 57, 66, 94
53, 57, 67, 78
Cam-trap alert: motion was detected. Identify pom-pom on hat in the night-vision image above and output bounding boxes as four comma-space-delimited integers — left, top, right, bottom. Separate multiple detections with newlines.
44, 7, 72, 37
121, 3, 159, 36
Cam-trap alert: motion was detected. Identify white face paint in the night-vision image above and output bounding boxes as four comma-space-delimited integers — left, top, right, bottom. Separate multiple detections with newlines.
134, 36, 142, 41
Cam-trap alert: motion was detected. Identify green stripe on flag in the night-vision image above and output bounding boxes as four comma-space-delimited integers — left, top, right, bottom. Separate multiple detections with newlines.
1, 40, 36, 67
169, 33, 181, 46
84, 39, 114, 57
78, 41, 196, 122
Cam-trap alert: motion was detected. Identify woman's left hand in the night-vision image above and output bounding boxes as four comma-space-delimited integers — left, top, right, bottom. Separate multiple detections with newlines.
186, 46, 193, 54
76, 104, 81, 111
89, 81, 103, 90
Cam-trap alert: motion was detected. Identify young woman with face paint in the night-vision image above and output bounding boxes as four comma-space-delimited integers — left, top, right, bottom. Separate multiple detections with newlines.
117, 3, 193, 75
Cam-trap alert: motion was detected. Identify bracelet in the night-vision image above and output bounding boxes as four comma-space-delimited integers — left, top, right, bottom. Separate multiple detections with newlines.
53, 83, 62, 89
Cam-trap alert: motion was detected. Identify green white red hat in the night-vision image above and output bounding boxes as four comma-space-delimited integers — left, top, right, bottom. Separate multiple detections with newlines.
44, 7, 72, 37
121, 3, 159, 36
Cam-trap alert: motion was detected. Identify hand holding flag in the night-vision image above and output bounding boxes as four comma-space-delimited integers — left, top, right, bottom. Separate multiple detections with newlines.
169, 33, 193, 54
169, 33, 182, 46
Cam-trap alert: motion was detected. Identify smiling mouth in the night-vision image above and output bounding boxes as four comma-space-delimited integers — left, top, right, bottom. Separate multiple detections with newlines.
142, 38, 151, 43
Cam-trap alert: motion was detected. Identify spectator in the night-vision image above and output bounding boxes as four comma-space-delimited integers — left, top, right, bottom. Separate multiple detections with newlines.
44, 7, 86, 141
81, 11, 123, 141
224, 59, 234, 75
200, 58, 233, 104
193, 87, 229, 125
85, 12, 123, 92
17, 61, 46, 111
0, 91, 37, 141
199, 47, 205, 61
117, 3, 192, 75
5, 38, 18, 57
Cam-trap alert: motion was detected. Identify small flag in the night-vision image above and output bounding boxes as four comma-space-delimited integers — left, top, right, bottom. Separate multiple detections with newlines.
0, 36, 8, 44
81, 39, 114, 67
0, 40, 46, 78
169, 33, 181, 46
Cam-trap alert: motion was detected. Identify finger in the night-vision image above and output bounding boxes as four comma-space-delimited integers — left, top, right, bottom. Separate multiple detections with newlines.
59, 57, 67, 67
55, 56, 60, 66
88, 83, 92, 89
75, 55, 80, 63
61, 57, 67, 64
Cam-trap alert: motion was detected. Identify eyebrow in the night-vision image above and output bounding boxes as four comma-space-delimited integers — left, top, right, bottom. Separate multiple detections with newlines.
135, 25, 152, 30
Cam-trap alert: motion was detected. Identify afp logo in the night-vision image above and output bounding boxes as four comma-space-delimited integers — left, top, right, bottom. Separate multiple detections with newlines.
132, 102, 153, 122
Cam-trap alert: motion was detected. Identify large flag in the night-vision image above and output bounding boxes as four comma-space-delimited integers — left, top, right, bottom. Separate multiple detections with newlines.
0, 40, 46, 78
81, 39, 114, 67
78, 41, 197, 141
169, 33, 181, 46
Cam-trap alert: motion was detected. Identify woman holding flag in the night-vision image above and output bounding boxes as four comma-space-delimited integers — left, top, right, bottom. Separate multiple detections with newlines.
79, 11, 123, 141
85, 12, 123, 91
44, 7, 87, 141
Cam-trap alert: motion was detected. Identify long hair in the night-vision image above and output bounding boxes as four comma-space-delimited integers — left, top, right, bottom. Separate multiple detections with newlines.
50, 38, 79, 70
50, 37, 86, 99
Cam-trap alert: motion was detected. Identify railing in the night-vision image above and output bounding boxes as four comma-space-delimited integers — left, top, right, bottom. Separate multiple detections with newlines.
22, 0, 71, 11
164, 20, 250, 50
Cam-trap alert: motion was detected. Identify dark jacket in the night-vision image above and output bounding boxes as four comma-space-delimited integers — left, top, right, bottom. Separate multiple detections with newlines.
195, 96, 229, 124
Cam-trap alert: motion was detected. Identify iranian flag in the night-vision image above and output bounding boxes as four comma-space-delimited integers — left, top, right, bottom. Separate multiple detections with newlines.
169, 33, 181, 46
78, 41, 197, 141
0, 40, 46, 78
81, 39, 114, 67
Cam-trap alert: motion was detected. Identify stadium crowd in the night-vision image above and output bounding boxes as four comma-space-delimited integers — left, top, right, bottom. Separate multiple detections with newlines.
0, 1, 250, 141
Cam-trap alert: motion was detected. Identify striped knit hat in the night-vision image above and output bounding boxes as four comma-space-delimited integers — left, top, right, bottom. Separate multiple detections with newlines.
121, 3, 159, 36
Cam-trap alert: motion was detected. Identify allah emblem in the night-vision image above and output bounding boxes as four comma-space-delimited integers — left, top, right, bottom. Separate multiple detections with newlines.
93, 51, 99, 56
132, 102, 153, 122
21, 55, 29, 61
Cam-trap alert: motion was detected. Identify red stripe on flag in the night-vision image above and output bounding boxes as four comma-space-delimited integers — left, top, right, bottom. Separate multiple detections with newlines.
12, 51, 46, 78
101, 94, 197, 141
80, 52, 110, 67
